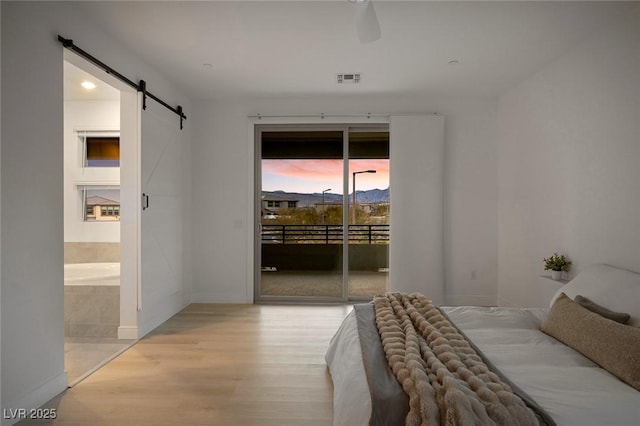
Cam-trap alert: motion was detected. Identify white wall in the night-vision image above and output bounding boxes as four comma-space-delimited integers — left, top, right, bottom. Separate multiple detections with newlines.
1, 2, 192, 420
0, 1, 3, 412
2, 4, 67, 418
64, 100, 120, 243
191, 95, 498, 305
389, 115, 445, 304
497, 7, 640, 307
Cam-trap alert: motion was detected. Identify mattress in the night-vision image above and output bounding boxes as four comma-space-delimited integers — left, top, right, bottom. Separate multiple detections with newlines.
326, 305, 640, 426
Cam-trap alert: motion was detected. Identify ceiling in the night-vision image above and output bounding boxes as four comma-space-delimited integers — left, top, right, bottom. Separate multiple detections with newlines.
64, 61, 120, 101
68, 1, 637, 101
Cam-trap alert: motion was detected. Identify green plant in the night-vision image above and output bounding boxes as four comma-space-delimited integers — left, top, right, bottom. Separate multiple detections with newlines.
543, 252, 572, 272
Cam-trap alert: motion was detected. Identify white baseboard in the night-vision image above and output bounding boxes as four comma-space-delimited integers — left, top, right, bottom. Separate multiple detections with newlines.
1, 371, 67, 426
117, 325, 139, 340
191, 291, 252, 304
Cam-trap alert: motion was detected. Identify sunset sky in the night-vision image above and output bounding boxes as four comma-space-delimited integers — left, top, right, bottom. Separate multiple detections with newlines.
262, 159, 389, 194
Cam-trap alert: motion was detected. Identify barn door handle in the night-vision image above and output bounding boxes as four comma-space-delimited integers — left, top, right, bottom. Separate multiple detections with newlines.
142, 193, 149, 210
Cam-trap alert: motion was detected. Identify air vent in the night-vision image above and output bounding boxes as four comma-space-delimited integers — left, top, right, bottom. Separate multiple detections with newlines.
337, 73, 361, 84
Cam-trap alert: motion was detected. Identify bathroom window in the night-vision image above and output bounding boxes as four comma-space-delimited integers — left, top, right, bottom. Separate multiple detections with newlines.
86, 137, 120, 167
82, 187, 120, 222
78, 131, 120, 167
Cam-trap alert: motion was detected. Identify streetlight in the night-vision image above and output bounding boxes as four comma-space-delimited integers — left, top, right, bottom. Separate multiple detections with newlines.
321, 188, 331, 224
352, 170, 376, 224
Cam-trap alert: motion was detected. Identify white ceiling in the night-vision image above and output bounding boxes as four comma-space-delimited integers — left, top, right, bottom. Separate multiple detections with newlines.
64, 61, 120, 101
70, 1, 637, 101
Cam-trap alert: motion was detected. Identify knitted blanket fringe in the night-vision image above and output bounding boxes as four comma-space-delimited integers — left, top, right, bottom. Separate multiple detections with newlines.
373, 293, 539, 426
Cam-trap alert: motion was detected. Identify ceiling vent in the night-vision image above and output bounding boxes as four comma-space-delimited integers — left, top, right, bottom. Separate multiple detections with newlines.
337, 73, 361, 84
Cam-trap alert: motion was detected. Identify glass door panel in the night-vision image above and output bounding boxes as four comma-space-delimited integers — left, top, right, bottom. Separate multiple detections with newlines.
259, 130, 345, 299
348, 130, 390, 298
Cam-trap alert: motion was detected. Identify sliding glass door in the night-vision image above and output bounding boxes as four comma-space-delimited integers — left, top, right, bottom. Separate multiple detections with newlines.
256, 124, 389, 302
347, 129, 390, 298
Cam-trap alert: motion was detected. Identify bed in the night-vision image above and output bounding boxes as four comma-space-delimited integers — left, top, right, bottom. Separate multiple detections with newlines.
325, 264, 640, 425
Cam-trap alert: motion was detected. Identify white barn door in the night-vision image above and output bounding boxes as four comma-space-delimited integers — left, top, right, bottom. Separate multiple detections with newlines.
138, 94, 184, 334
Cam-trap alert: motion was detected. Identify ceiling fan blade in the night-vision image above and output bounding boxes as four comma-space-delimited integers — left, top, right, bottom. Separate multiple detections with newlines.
355, 0, 381, 43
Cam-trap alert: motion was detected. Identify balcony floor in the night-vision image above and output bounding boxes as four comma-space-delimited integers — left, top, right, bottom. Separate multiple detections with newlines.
260, 270, 388, 298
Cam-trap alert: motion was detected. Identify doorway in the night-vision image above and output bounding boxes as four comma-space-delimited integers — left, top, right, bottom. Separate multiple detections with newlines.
62, 56, 136, 385
255, 124, 390, 302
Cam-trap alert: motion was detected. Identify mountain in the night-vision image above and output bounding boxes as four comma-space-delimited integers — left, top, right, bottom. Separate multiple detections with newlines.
352, 188, 389, 203
263, 188, 389, 207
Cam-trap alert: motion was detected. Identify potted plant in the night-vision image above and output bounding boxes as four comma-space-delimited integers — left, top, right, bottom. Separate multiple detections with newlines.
543, 252, 572, 280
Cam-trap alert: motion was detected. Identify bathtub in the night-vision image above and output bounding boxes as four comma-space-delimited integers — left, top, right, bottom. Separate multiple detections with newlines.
64, 262, 120, 286
64, 262, 120, 338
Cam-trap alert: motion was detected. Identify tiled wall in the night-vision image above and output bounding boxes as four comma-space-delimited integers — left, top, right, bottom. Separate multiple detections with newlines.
64, 242, 120, 264
64, 286, 119, 338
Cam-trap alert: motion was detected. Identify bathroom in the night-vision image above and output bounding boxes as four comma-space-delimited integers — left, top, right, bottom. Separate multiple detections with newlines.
63, 60, 132, 384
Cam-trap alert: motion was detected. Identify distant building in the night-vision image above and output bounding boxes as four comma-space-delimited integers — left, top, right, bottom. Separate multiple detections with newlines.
261, 194, 299, 216
86, 195, 120, 221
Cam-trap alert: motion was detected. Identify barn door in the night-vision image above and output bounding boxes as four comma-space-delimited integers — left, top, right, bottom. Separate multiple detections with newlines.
138, 94, 183, 320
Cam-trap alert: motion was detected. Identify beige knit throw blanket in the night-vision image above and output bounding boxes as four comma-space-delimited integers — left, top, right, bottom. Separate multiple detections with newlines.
373, 293, 539, 426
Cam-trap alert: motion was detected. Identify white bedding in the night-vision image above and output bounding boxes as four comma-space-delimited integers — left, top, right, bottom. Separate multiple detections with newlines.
326, 305, 640, 426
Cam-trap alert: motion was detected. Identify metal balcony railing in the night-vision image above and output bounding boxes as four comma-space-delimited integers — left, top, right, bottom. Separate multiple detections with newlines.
261, 224, 389, 244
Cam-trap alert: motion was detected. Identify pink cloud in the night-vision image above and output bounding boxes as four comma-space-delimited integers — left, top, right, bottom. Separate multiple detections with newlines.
263, 159, 389, 179
262, 159, 342, 180
262, 159, 390, 192
348, 159, 390, 175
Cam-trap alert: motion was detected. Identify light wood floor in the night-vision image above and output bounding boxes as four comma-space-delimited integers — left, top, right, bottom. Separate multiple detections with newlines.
23, 304, 354, 426
65, 338, 136, 386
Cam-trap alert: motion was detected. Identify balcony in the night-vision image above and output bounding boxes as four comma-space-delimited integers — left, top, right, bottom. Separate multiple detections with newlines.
262, 224, 389, 245
260, 224, 389, 298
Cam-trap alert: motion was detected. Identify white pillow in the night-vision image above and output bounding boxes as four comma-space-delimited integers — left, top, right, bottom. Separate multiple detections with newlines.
550, 264, 640, 327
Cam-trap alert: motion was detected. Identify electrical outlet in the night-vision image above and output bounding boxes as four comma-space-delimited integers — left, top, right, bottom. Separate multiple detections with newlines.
471, 270, 478, 280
